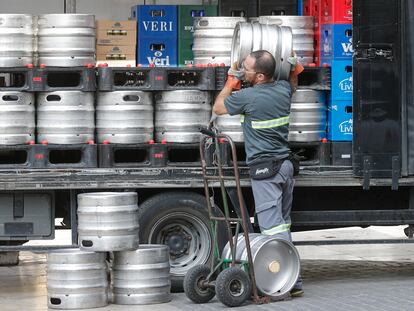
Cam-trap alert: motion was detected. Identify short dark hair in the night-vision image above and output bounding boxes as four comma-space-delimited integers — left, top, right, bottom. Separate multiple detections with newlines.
249, 50, 276, 79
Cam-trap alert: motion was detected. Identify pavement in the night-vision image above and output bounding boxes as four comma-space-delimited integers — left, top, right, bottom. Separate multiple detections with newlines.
1, 226, 414, 311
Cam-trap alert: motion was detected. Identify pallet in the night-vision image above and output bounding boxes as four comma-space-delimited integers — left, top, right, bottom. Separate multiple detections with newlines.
98, 142, 213, 168
97, 66, 220, 91
0, 144, 97, 169
218, 141, 331, 167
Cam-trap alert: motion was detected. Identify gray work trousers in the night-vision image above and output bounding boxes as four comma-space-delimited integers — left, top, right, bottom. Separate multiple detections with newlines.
251, 159, 302, 289
251, 160, 294, 240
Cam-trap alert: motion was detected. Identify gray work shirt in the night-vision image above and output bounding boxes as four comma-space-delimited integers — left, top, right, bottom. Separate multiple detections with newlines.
224, 80, 291, 165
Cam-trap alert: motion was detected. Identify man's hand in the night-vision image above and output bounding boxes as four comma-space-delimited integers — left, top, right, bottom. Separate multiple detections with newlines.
225, 74, 241, 91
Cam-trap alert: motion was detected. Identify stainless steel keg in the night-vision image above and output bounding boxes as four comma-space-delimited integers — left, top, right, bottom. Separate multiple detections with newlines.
77, 192, 139, 252
0, 14, 35, 67
193, 17, 246, 66
215, 114, 244, 143
47, 249, 108, 310
222, 233, 300, 299
0, 92, 35, 145
96, 91, 154, 144
289, 89, 327, 142
37, 14, 95, 66
36, 91, 95, 144
231, 22, 293, 80
112, 245, 171, 305
258, 16, 315, 66
154, 90, 212, 143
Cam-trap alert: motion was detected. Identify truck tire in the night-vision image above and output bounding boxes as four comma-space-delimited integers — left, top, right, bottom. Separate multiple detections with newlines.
138, 191, 228, 292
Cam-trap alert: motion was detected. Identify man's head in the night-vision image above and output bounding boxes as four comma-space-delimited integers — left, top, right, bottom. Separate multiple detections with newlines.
242, 50, 276, 85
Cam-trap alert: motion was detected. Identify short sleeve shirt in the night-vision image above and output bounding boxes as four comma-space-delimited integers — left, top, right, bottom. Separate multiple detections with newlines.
224, 80, 291, 165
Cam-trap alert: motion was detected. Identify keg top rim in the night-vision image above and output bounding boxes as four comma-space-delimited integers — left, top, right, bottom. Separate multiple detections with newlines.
48, 248, 96, 255
78, 191, 138, 198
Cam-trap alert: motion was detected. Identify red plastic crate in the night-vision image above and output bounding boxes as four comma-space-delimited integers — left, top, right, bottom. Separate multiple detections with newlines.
320, 0, 352, 24
303, 0, 320, 17
303, 0, 321, 66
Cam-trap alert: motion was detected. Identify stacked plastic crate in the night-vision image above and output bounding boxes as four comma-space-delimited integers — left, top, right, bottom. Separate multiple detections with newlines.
319, 0, 353, 165
178, 5, 217, 66
131, 5, 178, 67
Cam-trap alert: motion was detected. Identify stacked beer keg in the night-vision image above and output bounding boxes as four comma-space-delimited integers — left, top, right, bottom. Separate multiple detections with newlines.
0, 15, 35, 145
35, 14, 96, 145
47, 192, 171, 309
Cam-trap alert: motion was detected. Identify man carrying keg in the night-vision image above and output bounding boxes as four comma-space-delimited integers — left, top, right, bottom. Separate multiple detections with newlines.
212, 50, 304, 297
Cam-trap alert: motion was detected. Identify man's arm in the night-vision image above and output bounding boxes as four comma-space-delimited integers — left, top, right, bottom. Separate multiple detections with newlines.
213, 85, 233, 115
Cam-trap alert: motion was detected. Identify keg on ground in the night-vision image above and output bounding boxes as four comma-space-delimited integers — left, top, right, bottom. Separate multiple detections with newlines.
77, 192, 139, 252
257, 16, 315, 66
36, 91, 95, 144
289, 89, 327, 142
222, 233, 300, 298
96, 91, 154, 144
0, 92, 35, 145
154, 90, 212, 143
0, 14, 35, 67
47, 249, 108, 310
112, 245, 171, 305
192, 17, 246, 66
37, 14, 95, 66
231, 22, 293, 80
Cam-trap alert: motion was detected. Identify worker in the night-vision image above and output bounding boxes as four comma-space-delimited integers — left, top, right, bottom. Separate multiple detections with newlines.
212, 50, 304, 297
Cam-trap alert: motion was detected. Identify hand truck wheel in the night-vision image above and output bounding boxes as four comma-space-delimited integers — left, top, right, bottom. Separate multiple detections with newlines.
184, 265, 215, 303
216, 266, 252, 307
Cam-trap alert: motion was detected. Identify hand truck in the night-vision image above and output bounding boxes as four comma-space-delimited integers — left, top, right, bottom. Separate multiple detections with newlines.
183, 127, 270, 307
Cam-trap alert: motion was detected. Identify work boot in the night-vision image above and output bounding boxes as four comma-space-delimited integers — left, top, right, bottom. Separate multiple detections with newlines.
290, 287, 304, 297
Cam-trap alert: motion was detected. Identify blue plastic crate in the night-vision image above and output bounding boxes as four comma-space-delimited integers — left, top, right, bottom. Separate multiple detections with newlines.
320, 24, 353, 60
327, 60, 353, 101
131, 5, 178, 39
328, 100, 353, 141
137, 37, 178, 67
298, 0, 303, 15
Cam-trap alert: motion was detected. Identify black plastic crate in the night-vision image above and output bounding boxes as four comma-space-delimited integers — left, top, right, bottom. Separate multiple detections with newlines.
166, 143, 213, 167
290, 141, 331, 166
152, 67, 216, 90
298, 66, 331, 91
258, 0, 298, 15
32, 144, 97, 168
0, 145, 36, 169
331, 141, 352, 166
219, 0, 258, 17
31, 66, 96, 92
98, 143, 165, 167
0, 67, 35, 92
97, 66, 153, 91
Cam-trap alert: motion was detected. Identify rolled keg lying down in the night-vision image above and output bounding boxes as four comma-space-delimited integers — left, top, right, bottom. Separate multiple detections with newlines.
0, 92, 35, 145
96, 91, 154, 144
192, 17, 246, 66
36, 91, 95, 144
154, 90, 212, 143
0, 14, 35, 67
77, 192, 139, 252
37, 14, 95, 66
231, 22, 293, 81
222, 233, 300, 299
112, 245, 171, 305
47, 249, 108, 310
289, 89, 327, 142
257, 16, 315, 66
